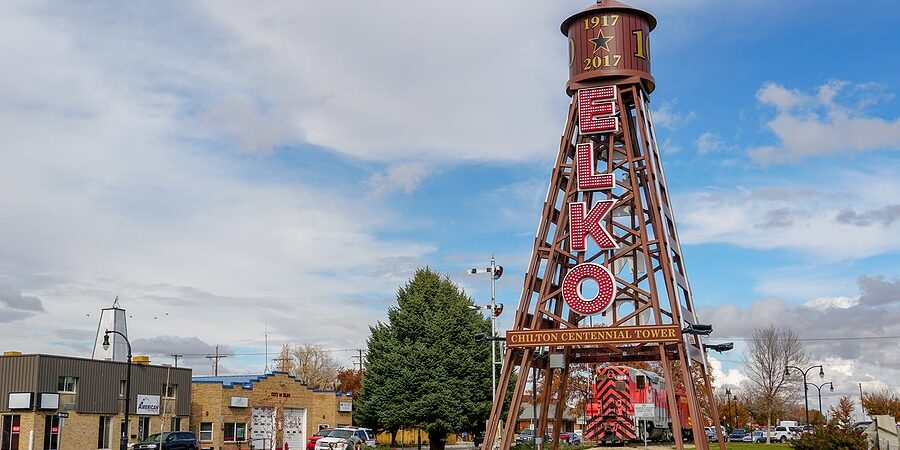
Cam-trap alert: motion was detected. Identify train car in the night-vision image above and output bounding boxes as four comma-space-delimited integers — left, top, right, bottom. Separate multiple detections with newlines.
584, 366, 693, 444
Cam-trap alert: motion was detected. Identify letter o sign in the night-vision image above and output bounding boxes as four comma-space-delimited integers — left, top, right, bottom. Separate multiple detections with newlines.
562, 263, 616, 315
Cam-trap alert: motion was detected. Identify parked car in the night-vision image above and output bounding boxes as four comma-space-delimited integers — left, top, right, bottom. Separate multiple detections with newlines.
744, 430, 764, 443
308, 428, 334, 450
315, 428, 365, 450
704, 426, 728, 442
132, 432, 199, 450
559, 432, 581, 445
516, 429, 535, 443
728, 428, 748, 440
769, 426, 795, 443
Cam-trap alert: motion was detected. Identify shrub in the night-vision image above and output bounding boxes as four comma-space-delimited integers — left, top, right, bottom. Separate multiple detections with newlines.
791, 422, 867, 450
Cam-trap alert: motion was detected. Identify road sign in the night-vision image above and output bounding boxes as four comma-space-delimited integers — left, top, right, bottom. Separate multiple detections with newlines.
634, 403, 654, 418
57, 412, 69, 418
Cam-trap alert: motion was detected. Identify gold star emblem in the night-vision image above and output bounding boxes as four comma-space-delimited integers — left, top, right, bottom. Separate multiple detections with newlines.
590, 30, 614, 54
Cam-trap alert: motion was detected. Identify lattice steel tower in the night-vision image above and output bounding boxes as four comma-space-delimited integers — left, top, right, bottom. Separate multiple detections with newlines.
482, 1, 723, 449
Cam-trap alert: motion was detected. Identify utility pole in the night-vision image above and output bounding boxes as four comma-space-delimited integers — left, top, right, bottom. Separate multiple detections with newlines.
272, 356, 292, 373
206, 345, 227, 376
170, 354, 183, 368
351, 349, 366, 372
859, 383, 866, 419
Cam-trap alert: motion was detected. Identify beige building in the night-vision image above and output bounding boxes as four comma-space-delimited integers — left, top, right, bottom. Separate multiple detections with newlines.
191, 372, 352, 450
0, 353, 191, 450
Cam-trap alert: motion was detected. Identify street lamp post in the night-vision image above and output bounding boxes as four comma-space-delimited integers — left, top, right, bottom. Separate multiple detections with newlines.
806, 381, 834, 424
785, 365, 824, 426
467, 258, 504, 403
103, 330, 132, 450
725, 388, 732, 431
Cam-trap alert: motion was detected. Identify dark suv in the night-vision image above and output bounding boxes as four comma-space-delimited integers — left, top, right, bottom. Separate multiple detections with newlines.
133, 432, 199, 450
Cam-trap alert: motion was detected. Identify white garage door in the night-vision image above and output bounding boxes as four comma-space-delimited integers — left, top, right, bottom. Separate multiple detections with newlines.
251, 407, 276, 450
283, 408, 307, 450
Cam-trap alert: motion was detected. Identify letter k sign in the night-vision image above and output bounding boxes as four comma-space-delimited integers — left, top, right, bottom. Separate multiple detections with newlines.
569, 200, 617, 251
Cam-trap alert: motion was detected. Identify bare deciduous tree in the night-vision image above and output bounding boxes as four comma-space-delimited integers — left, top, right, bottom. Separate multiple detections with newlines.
276, 343, 340, 389
744, 325, 807, 443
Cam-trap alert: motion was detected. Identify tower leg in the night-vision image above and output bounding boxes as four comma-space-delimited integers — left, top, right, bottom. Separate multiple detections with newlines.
677, 347, 709, 450
700, 363, 726, 450
550, 356, 570, 450
659, 349, 684, 449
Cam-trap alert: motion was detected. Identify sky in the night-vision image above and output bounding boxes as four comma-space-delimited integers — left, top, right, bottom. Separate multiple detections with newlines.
1, 0, 898, 419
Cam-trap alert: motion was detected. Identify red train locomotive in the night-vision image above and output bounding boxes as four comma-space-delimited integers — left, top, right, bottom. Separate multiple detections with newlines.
584, 366, 693, 444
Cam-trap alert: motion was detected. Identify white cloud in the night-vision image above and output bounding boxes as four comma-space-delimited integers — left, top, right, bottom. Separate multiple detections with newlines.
804, 296, 859, 310
202, 97, 300, 154
696, 132, 726, 154
708, 355, 748, 388
677, 171, 900, 259
652, 100, 695, 130
366, 161, 433, 197
700, 275, 900, 415
0, 0, 437, 372
749, 81, 900, 163
187, 1, 568, 163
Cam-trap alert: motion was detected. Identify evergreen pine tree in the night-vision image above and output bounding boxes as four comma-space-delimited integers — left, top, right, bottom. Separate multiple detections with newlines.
356, 268, 493, 450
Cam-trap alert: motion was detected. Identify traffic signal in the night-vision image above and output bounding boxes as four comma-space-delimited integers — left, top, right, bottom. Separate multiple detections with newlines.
493, 265, 503, 280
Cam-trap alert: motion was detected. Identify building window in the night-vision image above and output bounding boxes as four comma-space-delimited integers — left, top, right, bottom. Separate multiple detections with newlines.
138, 417, 150, 441
57, 376, 77, 393
98, 416, 112, 449
2, 415, 22, 450
199, 422, 213, 441
164, 384, 176, 398
43, 415, 60, 450
170, 418, 181, 432
119, 381, 126, 397
223, 423, 246, 442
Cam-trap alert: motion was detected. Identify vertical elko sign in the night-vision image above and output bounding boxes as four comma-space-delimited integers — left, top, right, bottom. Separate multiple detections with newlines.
561, 85, 620, 316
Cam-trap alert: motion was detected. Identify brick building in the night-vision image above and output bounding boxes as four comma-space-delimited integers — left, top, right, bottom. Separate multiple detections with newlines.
191, 372, 352, 450
0, 353, 191, 450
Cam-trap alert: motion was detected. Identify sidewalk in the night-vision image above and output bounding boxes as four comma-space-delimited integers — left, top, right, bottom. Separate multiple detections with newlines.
386, 444, 477, 450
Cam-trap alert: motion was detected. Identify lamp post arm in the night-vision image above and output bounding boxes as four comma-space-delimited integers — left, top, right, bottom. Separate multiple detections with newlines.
804, 365, 823, 377
105, 330, 133, 357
